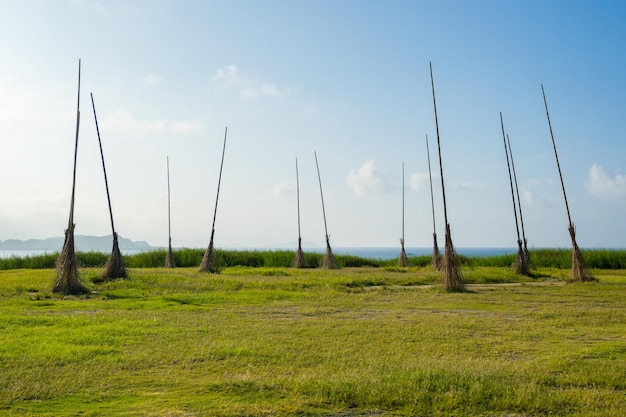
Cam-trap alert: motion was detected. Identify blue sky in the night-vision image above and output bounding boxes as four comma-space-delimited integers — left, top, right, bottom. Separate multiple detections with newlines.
1, 0, 625, 249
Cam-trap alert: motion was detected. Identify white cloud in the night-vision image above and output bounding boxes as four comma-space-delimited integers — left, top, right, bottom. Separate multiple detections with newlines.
272, 181, 295, 197
410, 172, 438, 191
520, 186, 533, 206
103, 110, 167, 136
586, 163, 626, 200
448, 180, 483, 190
144, 73, 164, 86
170, 119, 205, 134
346, 160, 392, 196
210, 65, 292, 100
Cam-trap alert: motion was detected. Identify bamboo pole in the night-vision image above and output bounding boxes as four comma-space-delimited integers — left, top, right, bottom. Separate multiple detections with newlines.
500, 112, 528, 275
314, 151, 336, 269
54, 59, 87, 294
425, 134, 441, 269
541, 85, 593, 281
429, 61, 464, 291
165, 156, 175, 268
399, 162, 409, 267
200, 127, 228, 272
293, 157, 305, 267
507, 134, 530, 269
91, 92, 126, 279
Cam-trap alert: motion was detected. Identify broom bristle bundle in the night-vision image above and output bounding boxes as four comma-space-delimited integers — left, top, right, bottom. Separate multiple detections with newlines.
441, 224, 464, 292
102, 233, 126, 279
199, 239, 217, 273
432, 233, 441, 270
164, 244, 175, 268
399, 238, 409, 267
569, 224, 594, 282
293, 238, 305, 268
53, 224, 88, 295
322, 236, 337, 269
512, 239, 530, 276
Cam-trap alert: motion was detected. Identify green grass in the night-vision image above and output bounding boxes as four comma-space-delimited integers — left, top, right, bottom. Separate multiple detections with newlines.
2, 247, 626, 270
0, 266, 624, 416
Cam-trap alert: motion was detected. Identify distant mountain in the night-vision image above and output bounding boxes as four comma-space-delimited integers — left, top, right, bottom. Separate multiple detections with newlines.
0, 235, 155, 252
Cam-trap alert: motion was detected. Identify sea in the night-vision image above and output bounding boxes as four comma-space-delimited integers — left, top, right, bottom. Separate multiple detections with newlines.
0, 247, 518, 260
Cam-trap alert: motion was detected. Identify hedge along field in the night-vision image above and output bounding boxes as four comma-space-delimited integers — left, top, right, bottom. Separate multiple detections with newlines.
2, 248, 626, 270
0, 266, 625, 416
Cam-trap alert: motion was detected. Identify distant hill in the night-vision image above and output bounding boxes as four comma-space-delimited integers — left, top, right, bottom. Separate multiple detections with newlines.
0, 235, 155, 252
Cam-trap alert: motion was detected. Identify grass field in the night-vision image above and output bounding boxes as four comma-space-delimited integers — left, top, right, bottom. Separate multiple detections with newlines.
1, 266, 624, 416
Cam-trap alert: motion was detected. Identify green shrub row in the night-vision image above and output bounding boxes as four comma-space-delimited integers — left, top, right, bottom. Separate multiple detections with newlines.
1, 248, 625, 270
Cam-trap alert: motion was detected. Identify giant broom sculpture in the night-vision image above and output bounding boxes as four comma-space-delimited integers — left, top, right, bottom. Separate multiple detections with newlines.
430, 62, 464, 291
425, 134, 441, 270
398, 162, 409, 267
200, 127, 228, 273
507, 134, 531, 269
53, 60, 88, 295
293, 157, 305, 268
164, 157, 175, 268
314, 151, 337, 269
500, 112, 529, 275
91, 92, 127, 280
541, 85, 594, 282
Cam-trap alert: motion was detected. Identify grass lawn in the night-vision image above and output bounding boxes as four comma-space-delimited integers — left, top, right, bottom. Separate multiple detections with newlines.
0, 266, 624, 416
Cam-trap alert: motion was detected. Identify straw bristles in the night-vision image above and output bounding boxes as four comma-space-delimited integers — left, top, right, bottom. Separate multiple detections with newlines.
441, 224, 464, 291
322, 236, 337, 269
513, 239, 530, 276
432, 233, 441, 270
53, 223, 88, 295
569, 224, 594, 282
164, 242, 175, 268
199, 238, 217, 272
399, 238, 409, 267
293, 238, 305, 268
101, 233, 127, 280
523, 239, 531, 270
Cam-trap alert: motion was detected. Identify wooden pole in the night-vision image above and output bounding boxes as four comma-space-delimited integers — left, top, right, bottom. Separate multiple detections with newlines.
293, 157, 305, 267
429, 61, 464, 291
426, 134, 440, 269
399, 162, 408, 266
165, 156, 175, 268
200, 126, 228, 272
90, 93, 116, 237
68, 59, 81, 226
54, 59, 86, 294
500, 112, 527, 275
507, 134, 530, 267
91, 92, 126, 279
541, 85, 593, 281
314, 151, 336, 268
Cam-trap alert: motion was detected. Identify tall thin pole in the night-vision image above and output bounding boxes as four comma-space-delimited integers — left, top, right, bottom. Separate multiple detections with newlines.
314, 151, 329, 241
429, 61, 464, 291
401, 162, 405, 243
541, 85, 593, 281
314, 151, 336, 268
399, 162, 408, 266
541, 84, 572, 226
90, 93, 116, 236
200, 126, 228, 272
296, 157, 302, 243
167, 156, 172, 248
212, 126, 228, 233
426, 135, 437, 235
430, 62, 449, 228
507, 134, 529, 260
69, 59, 81, 226
426, 134, 440, 269
500, 113, 522, 244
